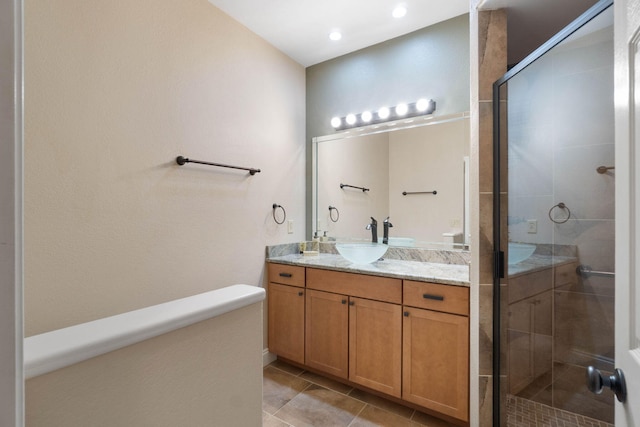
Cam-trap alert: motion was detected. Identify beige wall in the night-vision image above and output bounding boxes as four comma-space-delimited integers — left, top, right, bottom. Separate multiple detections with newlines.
316, 133, 389, 240
24, 0, 304, 423
26, 303, 263, 426
389, 119, 470, 243
24, 0, 305, 336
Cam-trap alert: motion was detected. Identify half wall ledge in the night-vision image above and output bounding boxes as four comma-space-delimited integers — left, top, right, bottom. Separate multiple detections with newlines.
24, 284, 265, 379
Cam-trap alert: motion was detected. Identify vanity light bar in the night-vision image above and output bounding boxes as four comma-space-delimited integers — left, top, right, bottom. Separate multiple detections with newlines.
331, 99, 436, 131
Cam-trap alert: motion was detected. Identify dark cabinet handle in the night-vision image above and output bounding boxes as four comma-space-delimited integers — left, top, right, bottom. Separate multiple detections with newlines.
587, 366, 627, 403
341, 299, 347, 304
404, 311, 410, 317
423, 294, 444, 301
279, 272, 293, 278
298, 291, 304, 296
349, 301, 355, 306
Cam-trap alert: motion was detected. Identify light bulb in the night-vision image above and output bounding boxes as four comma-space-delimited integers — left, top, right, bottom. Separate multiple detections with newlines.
392, 5, 407, 18
329, 31, 342, 41
378, 107, 390, 120
361, 111, 372, 122
331, 117, 342, 128
416, 98, 430, 112
395, 103, 408, 116
346, 114, 356, 125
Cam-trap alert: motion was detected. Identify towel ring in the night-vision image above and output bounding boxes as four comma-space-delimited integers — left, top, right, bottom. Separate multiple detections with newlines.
272, 203, 286, 225
548, 202, 571, 224
328, 206, 340, 223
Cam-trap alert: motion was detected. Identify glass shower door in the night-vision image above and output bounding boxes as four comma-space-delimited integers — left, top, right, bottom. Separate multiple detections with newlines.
495, 2, 615, 425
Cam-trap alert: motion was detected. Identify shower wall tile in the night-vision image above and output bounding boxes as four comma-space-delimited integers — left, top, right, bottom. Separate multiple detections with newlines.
507, 60, 555, 128
478, 375, 492, 427
479, 101, 495, 194
554, 290, 615, 366
508, 124, 554, 197
476, 8, 507, 426
552, 66, 614, 149
479, 192, 494, 284
554, 144, 615, 220
554, 219, 615, 271
479, 283, 508, 377
508, 195, 554, 244
552, 362, 614, 424
479, 284, 493, 377
478, 10, 507, 101
552, 33, 613, 77
556, 276, 614, 298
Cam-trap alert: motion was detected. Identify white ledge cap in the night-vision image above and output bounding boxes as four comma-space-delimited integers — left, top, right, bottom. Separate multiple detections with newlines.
24, 284, 265, 379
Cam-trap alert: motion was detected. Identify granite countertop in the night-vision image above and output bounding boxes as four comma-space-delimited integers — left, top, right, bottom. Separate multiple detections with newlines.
507, 254, 577, 277
267, 253, 470, 287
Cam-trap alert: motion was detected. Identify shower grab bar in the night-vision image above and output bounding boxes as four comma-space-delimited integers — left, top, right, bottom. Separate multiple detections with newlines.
402, 190, 437, 196
340, 183, 369, 192
176, 156, 261, 175
576, 264, 615, 278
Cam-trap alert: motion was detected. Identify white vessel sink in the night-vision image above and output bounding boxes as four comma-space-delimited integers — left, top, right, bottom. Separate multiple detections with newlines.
508, 243, 536, 265
335, 243, 389, 264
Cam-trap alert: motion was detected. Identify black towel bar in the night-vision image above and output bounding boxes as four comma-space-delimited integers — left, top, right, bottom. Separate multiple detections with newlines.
176, 156, 261, 175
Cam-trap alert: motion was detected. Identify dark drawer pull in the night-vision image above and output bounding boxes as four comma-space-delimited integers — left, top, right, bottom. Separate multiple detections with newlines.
423, 294, 444, 301
279, 272, 293, 278
298, 291, 304, 296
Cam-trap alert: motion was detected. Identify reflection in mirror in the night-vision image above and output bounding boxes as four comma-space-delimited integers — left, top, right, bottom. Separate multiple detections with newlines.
313, 112, 470, 248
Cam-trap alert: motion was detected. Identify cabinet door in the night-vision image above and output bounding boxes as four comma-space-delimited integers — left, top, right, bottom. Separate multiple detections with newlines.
349, 297, 402, 397
403, 307, 469, 422
305, 289, 349, 378
268, 282, 305, 364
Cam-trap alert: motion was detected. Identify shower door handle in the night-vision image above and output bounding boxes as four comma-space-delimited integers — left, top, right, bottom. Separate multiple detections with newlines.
586, 366, 627, 403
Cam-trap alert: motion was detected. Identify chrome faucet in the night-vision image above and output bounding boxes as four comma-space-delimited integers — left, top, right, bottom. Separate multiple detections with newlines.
383, 217, 393, 244
366, 217, 378, 243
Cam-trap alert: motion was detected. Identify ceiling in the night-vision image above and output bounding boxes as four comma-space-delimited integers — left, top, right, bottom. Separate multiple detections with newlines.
207, 0, 468, 67
208, 0, 600, 68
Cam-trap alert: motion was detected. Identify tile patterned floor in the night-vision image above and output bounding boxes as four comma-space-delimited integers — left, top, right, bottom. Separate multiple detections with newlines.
506, 395, 614, 427
263, 360, 458, 427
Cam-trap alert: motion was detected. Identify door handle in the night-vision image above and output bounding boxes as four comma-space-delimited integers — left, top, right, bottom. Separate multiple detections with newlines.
586, 366, 627, 403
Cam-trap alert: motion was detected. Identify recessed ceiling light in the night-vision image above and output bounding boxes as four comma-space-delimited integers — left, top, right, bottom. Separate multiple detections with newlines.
329, 31, 342, 41
392, 5, 407, 18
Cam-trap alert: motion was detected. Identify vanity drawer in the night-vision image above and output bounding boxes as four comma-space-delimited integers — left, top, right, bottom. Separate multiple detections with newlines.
403, 280, 469, 316
306, 268, 401, 304
268, 263, 305, 288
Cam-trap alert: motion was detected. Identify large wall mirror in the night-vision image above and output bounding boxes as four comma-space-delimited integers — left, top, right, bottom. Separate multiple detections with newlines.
312, 112, 470, 249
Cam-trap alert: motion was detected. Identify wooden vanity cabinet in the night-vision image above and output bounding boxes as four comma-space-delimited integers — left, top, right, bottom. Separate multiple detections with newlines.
402, 280, 470, 422
306, 268, 403, 397
349, 296, 402, 397
304, 289, 349, 378
267, 263, 470, 424
267, 264, 305, 364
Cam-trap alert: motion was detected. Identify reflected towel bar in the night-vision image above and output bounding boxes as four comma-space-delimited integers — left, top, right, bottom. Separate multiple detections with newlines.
340, 183, 369, 192
576, 264, 615, 278
176, 156, 261, 175
402, 191, 437, 196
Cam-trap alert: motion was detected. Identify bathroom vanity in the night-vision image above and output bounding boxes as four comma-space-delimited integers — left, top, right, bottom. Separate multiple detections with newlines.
266, 251, 470, 424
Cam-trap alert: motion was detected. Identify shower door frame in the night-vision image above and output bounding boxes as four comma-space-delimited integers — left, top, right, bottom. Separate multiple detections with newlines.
491, 0, 614, 424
